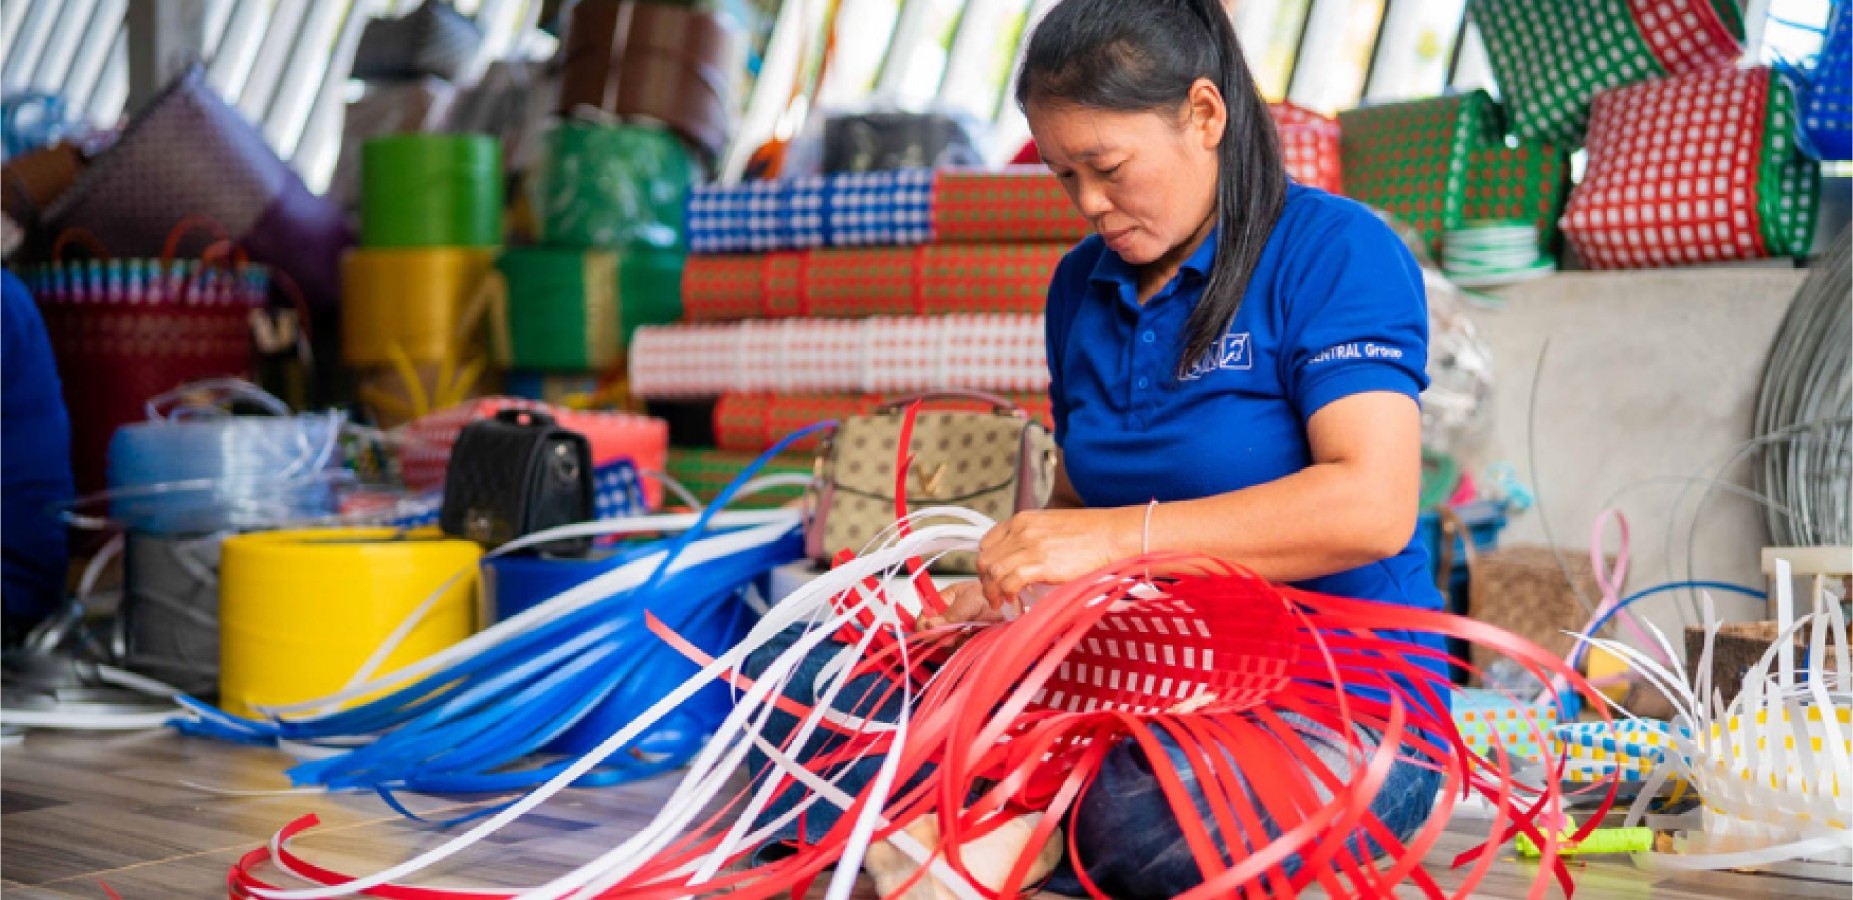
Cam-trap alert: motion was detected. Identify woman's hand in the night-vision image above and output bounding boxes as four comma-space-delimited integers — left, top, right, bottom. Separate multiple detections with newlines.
916, 581, 1002, 630
975, 507, 1140, 610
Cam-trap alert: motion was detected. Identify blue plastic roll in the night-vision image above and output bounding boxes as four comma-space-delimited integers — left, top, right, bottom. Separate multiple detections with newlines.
106, 412, 346, 535
485, 548, 755, 755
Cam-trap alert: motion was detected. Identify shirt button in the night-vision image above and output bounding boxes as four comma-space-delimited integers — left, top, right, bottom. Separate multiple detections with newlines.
1136, 376, 1149, 390
1141, 330, 1156, 344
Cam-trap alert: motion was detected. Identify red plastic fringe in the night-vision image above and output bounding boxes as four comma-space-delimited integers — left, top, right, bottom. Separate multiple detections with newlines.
228, 549, 1614, 899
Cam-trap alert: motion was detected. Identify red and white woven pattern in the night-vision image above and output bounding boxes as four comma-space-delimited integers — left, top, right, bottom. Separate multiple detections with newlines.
394, 398, 669, 502
629, 315, 1049, 399
1271, 102, 1344, 195
1561, 67, 1770, 269
1626, 0, 1744, 76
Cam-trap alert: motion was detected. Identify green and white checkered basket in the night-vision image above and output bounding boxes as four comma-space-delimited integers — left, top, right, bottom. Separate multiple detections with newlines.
1468, 0, 1744, 145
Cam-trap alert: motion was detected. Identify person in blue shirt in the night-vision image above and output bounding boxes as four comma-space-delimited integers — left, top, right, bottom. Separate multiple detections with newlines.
744, 0, 1445, 895
2, 268, 75, 643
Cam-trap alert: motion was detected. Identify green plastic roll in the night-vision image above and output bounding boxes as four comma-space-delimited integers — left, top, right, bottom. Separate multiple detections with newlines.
362, 134, 503, 248
531, 122, 699, 250
497, 246, 685, 371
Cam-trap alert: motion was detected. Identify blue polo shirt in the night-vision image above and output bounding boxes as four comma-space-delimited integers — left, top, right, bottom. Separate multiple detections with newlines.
1046, 184, 1447, 689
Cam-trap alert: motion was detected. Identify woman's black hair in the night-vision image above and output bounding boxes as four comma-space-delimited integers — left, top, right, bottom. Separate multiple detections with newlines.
1015, 0, 1287, 379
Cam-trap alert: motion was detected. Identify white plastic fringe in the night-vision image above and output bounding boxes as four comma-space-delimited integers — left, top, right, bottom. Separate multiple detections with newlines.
1578, 557, 1853, 876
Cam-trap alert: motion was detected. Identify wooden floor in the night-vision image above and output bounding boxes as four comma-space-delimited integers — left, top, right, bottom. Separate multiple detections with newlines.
0, 729, 1843, 899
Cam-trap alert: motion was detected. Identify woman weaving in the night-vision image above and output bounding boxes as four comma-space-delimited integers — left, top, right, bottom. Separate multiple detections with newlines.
746, 0, 1446, 895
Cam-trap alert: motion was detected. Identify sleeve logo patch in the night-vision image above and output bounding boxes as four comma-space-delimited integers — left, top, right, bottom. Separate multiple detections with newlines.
1308, 342, 1402, 366
1181, 333, 1253, 381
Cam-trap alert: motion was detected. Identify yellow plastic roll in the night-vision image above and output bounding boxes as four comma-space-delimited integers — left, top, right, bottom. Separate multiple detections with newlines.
218, 527, 481, 717
341, 248, 498, 367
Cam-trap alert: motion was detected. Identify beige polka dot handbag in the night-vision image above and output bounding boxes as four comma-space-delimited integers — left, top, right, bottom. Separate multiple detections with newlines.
804, 391, 1057, 574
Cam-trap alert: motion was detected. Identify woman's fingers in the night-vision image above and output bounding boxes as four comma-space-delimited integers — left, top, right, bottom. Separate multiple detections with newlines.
919, 581, 991, 630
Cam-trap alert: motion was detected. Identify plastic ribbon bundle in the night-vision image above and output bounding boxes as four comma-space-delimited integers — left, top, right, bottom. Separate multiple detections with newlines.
1574, 560, 1852, 877
223, 416, 1615, 900
104, 380, 347, 535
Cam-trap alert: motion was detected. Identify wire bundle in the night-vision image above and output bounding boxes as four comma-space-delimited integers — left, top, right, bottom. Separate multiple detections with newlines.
1756, 226, 1851, 547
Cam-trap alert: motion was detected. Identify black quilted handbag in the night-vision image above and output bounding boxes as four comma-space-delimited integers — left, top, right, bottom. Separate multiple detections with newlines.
440, 408, 593, 554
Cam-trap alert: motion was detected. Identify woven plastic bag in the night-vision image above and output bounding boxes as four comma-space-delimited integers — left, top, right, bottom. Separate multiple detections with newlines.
1340, 92, 1567, 258
40, 66, 350, 310
20, 226, 266, 494
1561, 66, 1821, 269
1796, 0, 1852, 160
1468, 0, 1744, 144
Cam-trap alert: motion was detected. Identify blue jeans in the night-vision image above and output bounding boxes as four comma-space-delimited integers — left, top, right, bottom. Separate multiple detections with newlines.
741, 625, 1442, 898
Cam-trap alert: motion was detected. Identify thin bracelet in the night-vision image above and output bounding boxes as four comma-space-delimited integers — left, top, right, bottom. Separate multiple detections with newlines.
1141, 499, 1159, 587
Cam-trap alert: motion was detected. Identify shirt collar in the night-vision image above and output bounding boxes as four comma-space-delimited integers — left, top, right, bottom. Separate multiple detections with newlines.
1087, 226, 1220, 301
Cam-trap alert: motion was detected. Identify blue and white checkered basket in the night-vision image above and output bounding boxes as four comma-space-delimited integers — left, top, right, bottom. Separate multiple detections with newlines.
1797, 0, 1851, 161
686, 169, 936, 253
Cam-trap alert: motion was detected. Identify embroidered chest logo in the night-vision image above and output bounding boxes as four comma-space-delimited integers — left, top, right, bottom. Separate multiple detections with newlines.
1181, 333, 1253, 381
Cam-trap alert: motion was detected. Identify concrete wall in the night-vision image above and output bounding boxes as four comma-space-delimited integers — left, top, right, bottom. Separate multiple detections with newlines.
1460, 265, 1813, 649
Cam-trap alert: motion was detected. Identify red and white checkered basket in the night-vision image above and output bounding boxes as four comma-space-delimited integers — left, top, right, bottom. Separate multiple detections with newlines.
1271, 102, 1344, 195
1562, 67, 1778, 269
627, 315, 1049, 399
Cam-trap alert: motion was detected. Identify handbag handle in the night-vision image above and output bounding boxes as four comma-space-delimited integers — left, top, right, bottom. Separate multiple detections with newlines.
1433, 506, 1479, 593
873, 390, 1026, 417
50, 227, 108, 261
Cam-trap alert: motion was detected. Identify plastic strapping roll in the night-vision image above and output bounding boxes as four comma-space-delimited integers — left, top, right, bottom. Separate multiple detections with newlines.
1441, 219, 1556, 288
495, 245, 684, 371
341, 247, 499, 366
555, 0, 743, 165
482, 550, 754, 754
360, 134, 502, 248
122, 531, 223, 696
105, 412, 347, 535
218, 527, 480, 717
531, 121, 699, 250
